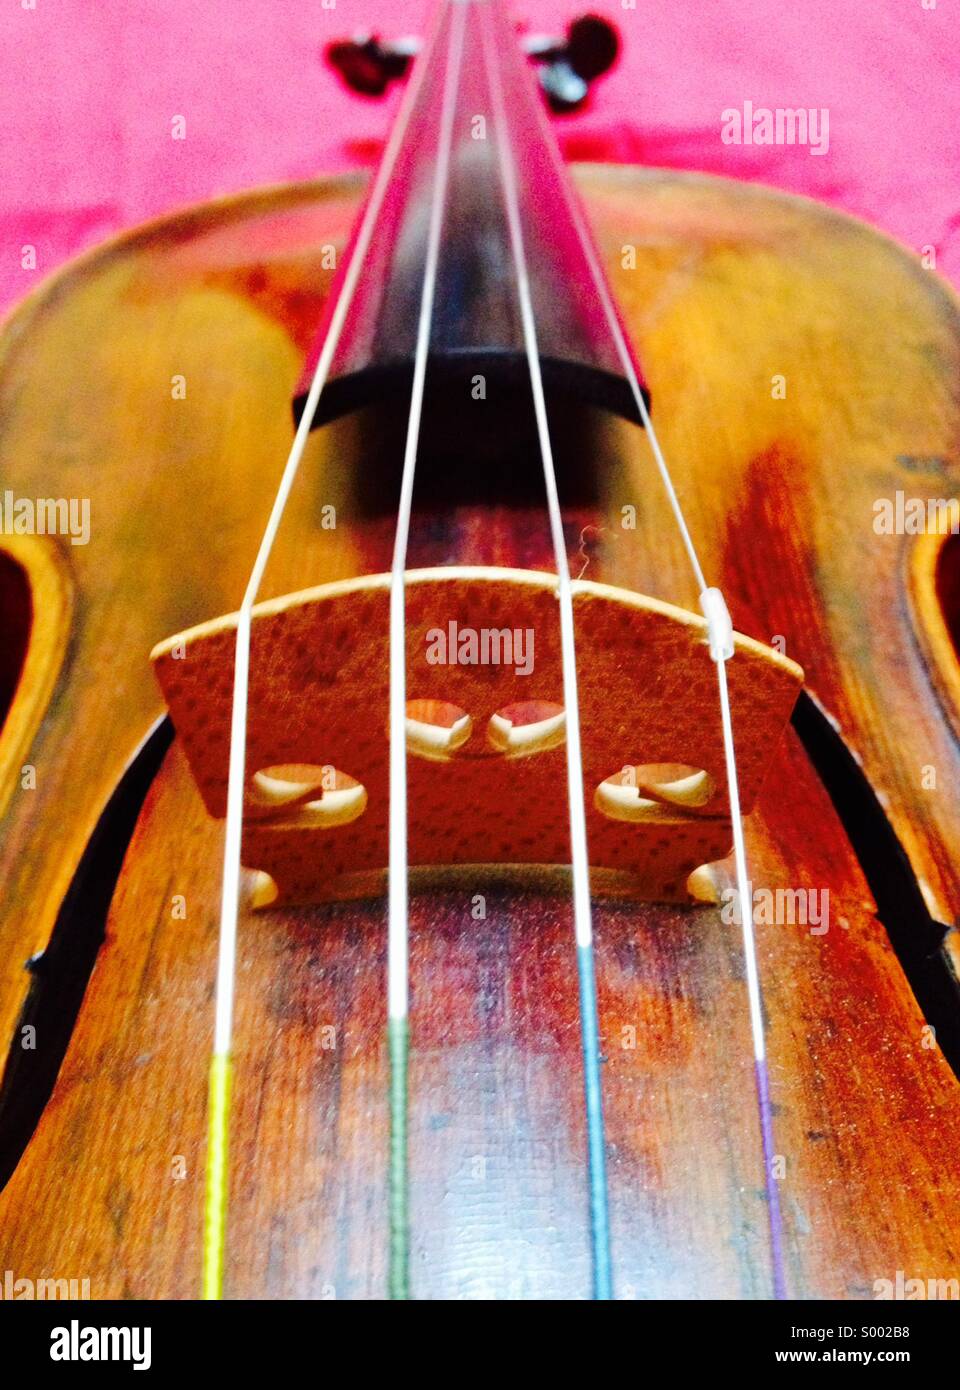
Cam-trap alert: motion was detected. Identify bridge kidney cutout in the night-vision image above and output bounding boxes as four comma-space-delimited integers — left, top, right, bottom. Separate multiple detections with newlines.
404, 697, 566, 761
404, 699, 473, 760
596, 763, 715, 822
247, 763, 367, 829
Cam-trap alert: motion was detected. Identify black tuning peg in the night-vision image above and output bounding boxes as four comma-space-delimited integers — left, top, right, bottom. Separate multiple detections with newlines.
524, 15, 620, 113
325, 33, 421, 98
325, 13, 619, 113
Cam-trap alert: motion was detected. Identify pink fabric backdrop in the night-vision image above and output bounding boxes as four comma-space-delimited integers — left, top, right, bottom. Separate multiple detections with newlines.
1, 0, 957, 312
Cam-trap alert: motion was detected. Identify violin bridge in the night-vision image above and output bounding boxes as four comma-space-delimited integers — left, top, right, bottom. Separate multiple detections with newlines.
151, 567, 803, 907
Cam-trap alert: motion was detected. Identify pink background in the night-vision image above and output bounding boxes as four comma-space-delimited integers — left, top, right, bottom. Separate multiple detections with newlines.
1, 0, 957, 312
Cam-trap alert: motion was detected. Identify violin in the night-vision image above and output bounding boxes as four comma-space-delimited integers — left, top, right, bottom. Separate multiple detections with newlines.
1, 0, 959, 1302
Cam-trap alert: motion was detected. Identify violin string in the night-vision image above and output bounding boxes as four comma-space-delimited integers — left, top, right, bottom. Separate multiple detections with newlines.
201, 0, 785, 1302
386, 0, 467, 1301
527, 55, 788, 1300
480, 0, 612, 1301
200, 5, 446, 1301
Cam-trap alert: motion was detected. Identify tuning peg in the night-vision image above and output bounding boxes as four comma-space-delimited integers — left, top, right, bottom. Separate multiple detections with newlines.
524, 15, 620, 113
325, 12, 619, 112
325, 33, 421, 98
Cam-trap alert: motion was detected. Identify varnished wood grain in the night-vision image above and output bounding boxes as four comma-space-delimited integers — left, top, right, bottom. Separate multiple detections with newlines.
0, 168, 959, 1297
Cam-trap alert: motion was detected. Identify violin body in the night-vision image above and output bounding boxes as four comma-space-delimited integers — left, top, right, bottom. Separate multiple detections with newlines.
1, 165, 959, 1299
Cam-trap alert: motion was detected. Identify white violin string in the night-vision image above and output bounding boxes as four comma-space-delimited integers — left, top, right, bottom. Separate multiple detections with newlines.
388, 0, 466, 1022
208, 7, 445, 1087
385, 0, 466, 1299
479, 0, 612, 1300
528, 66, 787, 1297
478, 7, 593, 954
203, 10, 449, 1299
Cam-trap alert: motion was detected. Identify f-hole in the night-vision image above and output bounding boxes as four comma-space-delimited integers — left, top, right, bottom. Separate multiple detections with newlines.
0, 536, 72, 821
909, 530, 960, 745
0, 550, 32, 735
